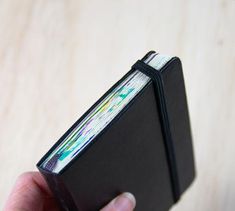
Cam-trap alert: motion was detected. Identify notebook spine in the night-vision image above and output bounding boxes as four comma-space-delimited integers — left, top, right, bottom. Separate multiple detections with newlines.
160, 58, 196, 193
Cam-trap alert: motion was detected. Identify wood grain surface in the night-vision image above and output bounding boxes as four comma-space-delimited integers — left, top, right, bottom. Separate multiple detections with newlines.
0, 0, 235, 210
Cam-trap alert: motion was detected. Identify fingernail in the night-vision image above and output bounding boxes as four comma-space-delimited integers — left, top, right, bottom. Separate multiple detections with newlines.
113, 192, 136, 211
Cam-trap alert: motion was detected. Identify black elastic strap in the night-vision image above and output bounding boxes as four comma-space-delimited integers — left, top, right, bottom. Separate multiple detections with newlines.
132, 60, 180, 202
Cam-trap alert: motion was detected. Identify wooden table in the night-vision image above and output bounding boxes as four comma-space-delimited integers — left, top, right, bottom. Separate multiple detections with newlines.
0, 0, 235, 210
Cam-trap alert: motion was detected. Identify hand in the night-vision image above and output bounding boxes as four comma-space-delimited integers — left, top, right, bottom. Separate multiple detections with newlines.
4, 171, 136, 211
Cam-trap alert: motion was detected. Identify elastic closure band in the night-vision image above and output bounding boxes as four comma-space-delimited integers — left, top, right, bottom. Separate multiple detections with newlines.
132, 60, 180, 202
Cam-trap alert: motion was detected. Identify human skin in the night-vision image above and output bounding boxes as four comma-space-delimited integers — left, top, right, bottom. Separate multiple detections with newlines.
3, 171, 136, 211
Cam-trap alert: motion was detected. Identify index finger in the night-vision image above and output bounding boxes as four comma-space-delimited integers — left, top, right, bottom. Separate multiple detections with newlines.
3, 171, 59, 211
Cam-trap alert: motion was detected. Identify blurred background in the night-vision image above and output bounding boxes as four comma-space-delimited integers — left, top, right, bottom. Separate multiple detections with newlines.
0, 0, 235, 210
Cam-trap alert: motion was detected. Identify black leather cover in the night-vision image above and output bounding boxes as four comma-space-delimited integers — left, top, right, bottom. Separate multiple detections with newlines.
37, 52, 195, 211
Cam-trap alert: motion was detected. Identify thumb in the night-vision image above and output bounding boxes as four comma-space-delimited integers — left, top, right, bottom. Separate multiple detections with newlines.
100, 192, 136, 211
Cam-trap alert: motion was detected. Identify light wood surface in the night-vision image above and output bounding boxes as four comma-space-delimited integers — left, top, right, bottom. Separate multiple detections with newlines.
0, 0, 235, 210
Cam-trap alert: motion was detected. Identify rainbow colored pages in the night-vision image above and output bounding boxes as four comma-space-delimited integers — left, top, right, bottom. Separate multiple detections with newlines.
41, 53, 172, 173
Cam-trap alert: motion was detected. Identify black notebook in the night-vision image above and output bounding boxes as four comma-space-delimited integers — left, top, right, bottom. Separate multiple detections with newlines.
37, 51, 195, 211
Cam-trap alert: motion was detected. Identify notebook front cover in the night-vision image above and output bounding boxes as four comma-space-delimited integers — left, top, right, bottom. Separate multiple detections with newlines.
37, 53, 195, 211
